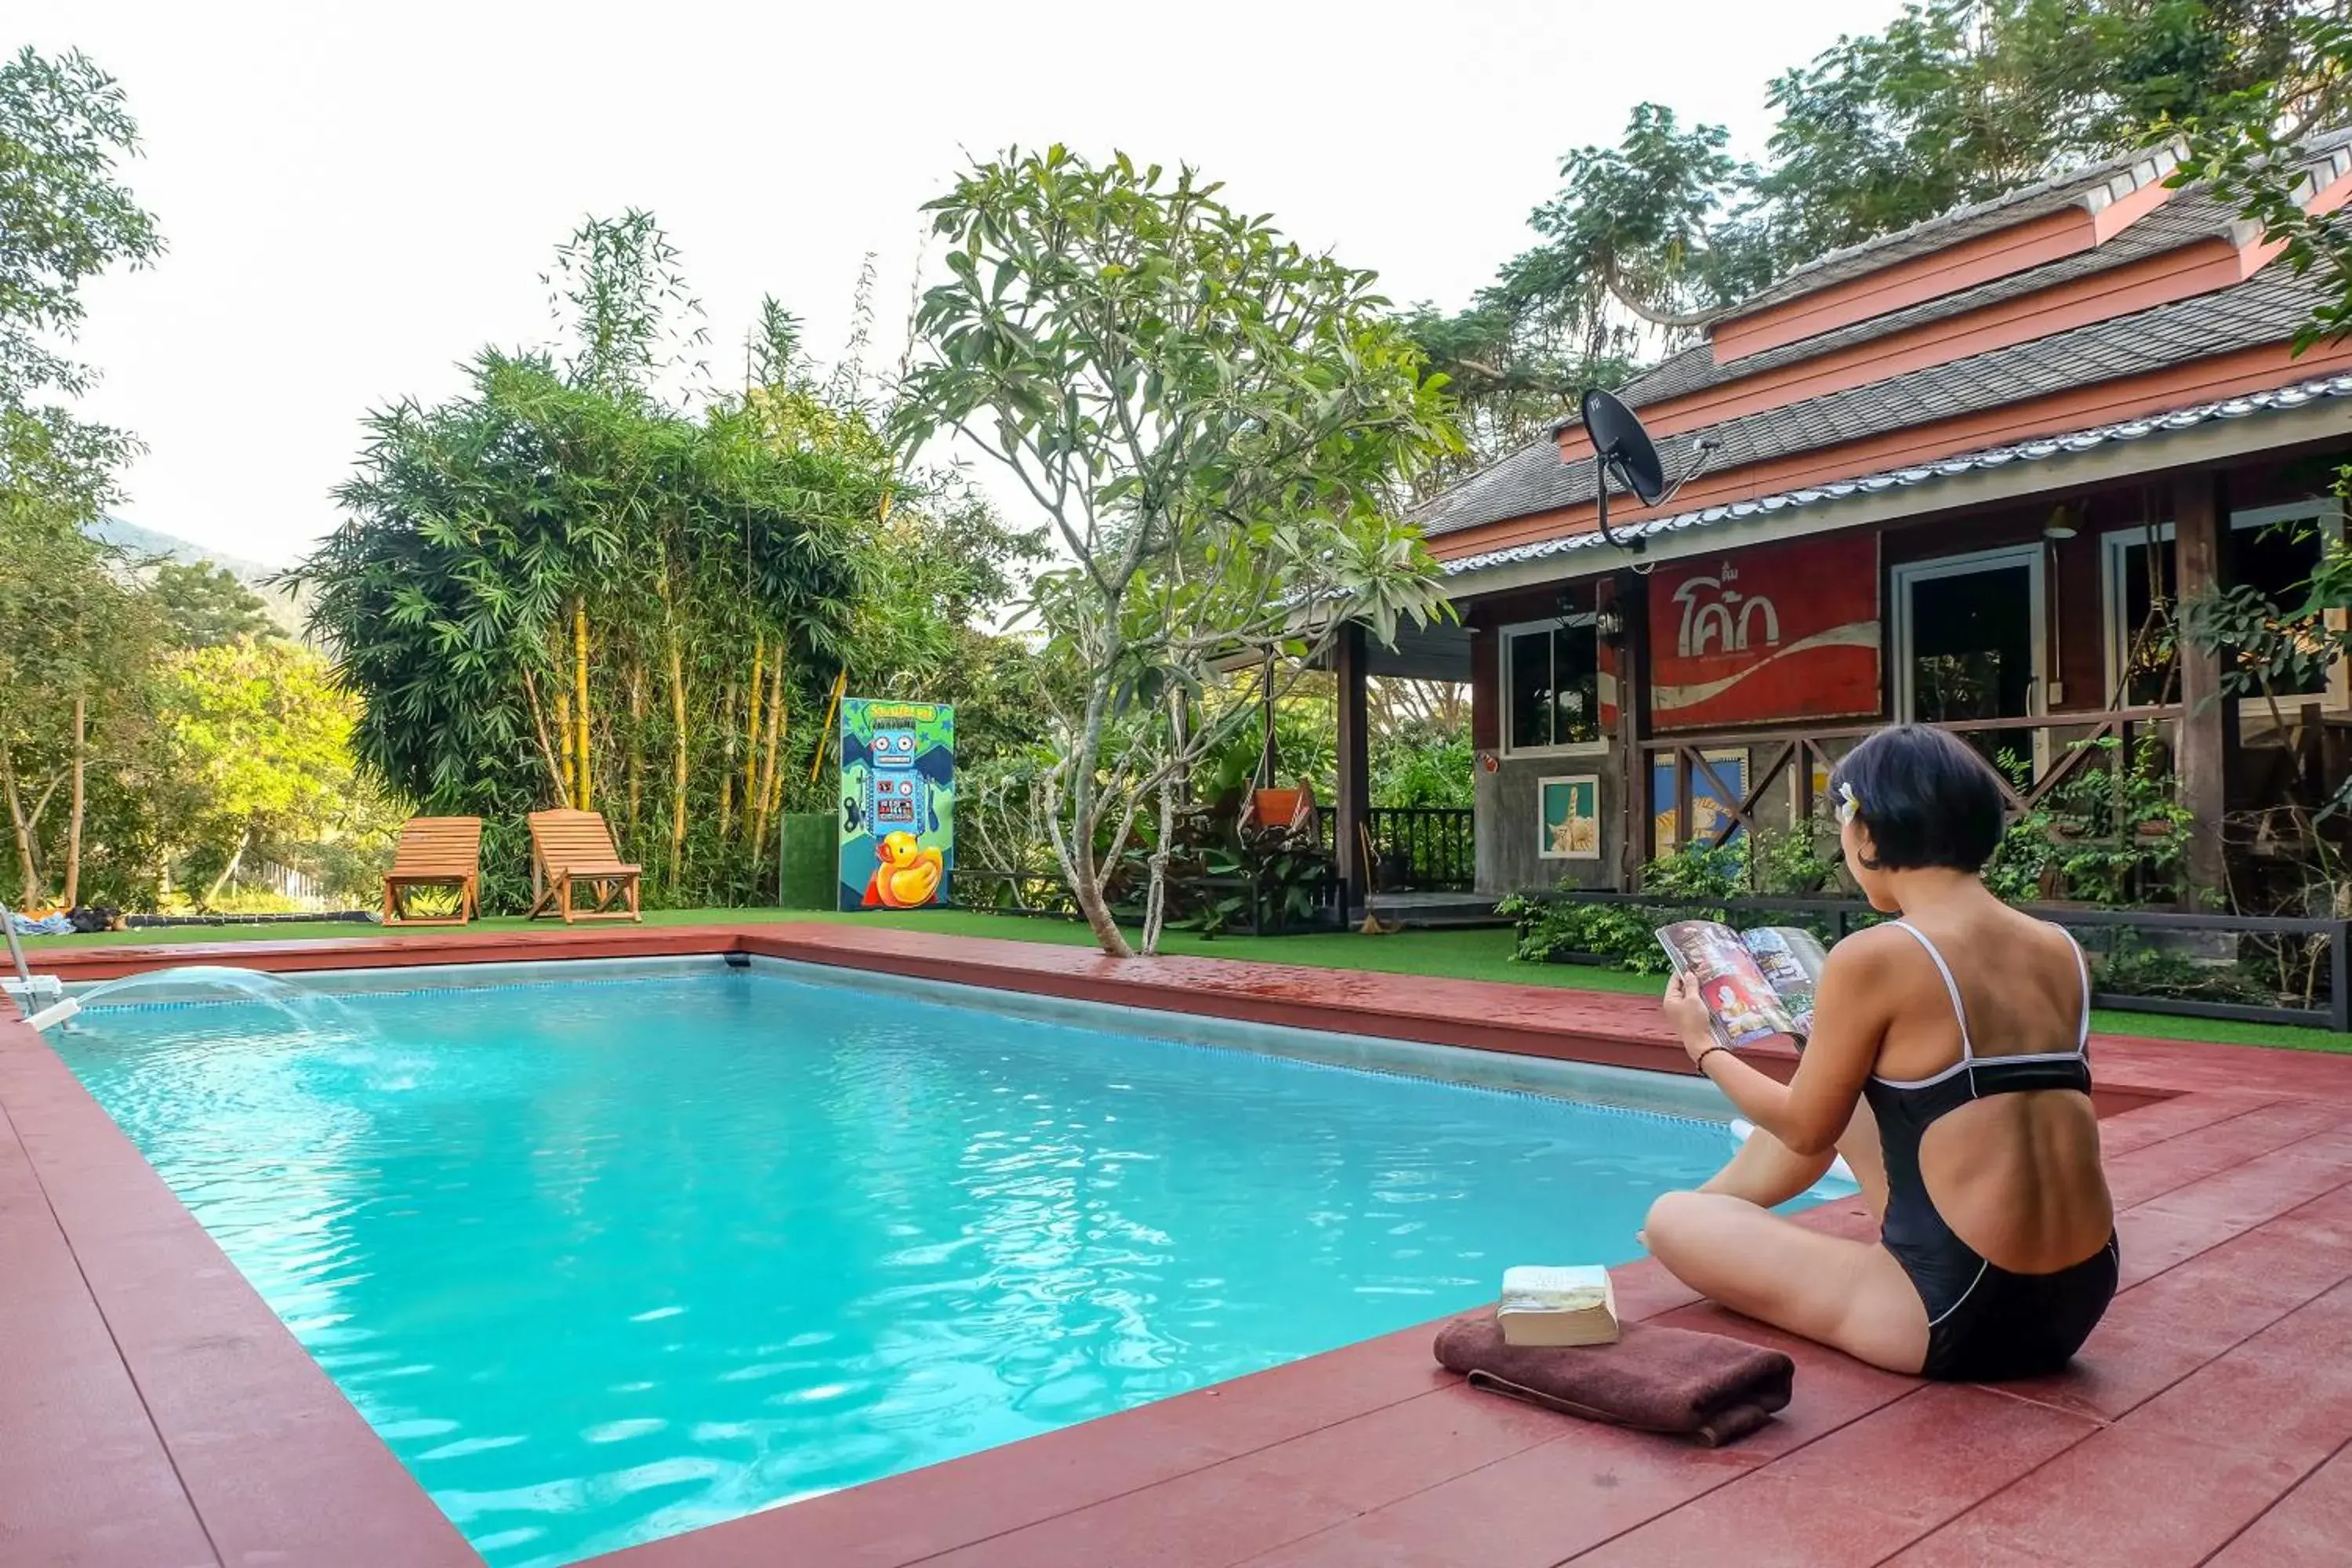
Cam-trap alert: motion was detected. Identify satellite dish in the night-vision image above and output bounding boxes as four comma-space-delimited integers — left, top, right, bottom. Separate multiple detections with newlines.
1578, 387, 1724, 557
1584, 388, 1668, 507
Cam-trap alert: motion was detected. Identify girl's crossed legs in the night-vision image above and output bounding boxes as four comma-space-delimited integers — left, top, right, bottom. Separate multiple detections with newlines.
1642, 1107, 1933, 1376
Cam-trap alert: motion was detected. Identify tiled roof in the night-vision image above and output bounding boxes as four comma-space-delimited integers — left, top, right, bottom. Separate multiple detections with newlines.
1716, 143, 2186, 322
1616, 188, 2247, 410
1413, 264, 2330, 539
1438, 371, 2352, 579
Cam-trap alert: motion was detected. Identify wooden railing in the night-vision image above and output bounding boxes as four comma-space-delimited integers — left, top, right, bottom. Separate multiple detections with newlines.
1639, 706, 2185, 855
1314, 806, 1478, 892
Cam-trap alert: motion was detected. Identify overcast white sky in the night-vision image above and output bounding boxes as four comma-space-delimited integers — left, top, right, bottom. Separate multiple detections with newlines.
39, 0, 1900, 569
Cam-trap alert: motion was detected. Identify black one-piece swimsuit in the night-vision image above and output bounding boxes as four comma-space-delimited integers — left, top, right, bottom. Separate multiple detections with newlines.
1860, 920, 2118, 1382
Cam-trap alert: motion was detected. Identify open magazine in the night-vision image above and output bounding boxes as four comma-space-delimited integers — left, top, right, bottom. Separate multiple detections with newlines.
1657, 922, 1830, 1048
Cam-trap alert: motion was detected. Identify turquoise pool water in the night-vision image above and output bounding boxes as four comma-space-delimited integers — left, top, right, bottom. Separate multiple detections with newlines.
57, 964, 1804, 1566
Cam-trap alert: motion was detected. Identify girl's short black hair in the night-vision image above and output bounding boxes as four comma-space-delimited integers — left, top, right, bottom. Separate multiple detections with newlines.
1830, 724, 2006, 873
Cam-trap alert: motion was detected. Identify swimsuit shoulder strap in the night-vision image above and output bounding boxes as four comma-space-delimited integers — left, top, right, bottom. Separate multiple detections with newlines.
1890, 920, 1973, 1062
2055, 924, 2092, 1054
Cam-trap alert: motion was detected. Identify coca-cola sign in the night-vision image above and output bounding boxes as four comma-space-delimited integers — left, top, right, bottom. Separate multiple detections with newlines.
1648, 533, 1881, 730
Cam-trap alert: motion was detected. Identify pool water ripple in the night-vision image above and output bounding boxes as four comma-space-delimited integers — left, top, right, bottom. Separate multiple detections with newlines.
56, 969, 1809, 1566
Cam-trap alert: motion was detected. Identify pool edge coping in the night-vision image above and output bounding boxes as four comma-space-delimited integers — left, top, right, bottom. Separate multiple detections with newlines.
6, 919, 2331, 1568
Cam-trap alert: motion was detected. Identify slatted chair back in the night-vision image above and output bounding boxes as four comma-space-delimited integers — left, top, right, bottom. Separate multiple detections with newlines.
528, 810, 624, 873
390, 817, 482, 878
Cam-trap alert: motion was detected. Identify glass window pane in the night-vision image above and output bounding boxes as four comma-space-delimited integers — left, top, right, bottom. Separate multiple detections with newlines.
2114, 539, 2176, 707
1552, 625, 1601, 746
1910, 566, 2034, 723
2234, 516, 2328, 697
1508, 631, 1554, 749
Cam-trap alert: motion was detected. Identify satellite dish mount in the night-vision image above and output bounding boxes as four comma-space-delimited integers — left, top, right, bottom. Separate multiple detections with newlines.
1581, 387, 1723, 561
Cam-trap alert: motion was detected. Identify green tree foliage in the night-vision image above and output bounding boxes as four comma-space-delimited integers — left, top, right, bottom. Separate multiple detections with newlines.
2169, 7, 2352, 347
0, 45, 168, 912
1762, 0, 2300, 260
891, 147, 1459, 956
298, 213, 1049, 912
0, 45, 162, 544
1411, 1, 2316, 475
301, 345, 873, 909
153, 638, 393, 907
151, 561, 278, 648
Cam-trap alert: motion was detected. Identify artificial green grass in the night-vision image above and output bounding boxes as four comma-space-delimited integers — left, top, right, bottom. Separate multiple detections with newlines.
21, 906, 2347, 1054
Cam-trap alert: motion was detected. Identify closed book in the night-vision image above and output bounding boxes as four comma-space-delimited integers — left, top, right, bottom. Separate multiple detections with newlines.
1496, 1265, 1620, 1347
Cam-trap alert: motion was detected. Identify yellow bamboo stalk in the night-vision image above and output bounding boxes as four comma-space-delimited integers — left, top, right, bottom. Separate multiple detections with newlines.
763, 664, 789, 829
717, 680, 736, 843
743, 634, 764, 831
808, 668, 848, 786
753, 656, 785, 850
554, 688, 575, 809
626, 667, 645, 839
573, 599, 592, 812
667, 631, 688, 892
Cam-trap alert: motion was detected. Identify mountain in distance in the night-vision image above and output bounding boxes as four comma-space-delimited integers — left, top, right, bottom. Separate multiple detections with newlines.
86, 517, 314, 638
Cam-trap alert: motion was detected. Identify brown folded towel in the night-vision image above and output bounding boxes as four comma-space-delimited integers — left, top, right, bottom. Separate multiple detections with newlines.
1434, 1314, 1794, 1447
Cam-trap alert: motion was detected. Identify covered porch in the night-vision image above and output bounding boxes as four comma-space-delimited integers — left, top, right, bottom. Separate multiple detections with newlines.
1323, 403, 2352, 908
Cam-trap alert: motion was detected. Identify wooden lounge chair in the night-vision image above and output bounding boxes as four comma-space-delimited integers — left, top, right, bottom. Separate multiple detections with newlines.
526, 810, 643, 924
381, 816, 482, 927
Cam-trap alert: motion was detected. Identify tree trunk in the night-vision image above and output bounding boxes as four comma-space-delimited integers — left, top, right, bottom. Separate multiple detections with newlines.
1140, 690, 1182, 956
63, 696, 86, 909
202, 824, 252, 910
573, 598, 593, 812
0, 738, 48, 911
1140, 780, 1175, 955
1060, 670, 1134, 959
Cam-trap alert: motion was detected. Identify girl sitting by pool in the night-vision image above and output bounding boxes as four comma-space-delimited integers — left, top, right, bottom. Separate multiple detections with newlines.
1643, 724, 2117, 1381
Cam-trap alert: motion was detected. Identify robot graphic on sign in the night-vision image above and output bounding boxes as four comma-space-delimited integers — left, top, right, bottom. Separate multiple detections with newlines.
866, 728, 921, 829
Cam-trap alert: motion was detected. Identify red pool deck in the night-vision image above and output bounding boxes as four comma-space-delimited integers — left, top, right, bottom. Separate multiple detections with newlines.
8, 922, 2352, 1567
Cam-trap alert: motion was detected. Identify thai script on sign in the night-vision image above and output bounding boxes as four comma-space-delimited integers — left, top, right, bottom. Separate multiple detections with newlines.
1672, 563, 1782, 659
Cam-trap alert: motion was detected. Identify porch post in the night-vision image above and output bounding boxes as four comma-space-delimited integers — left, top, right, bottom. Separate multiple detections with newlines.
2174, 471, 2238, 899
1613, 571, 1652, 893
1334, 620, 1371, 905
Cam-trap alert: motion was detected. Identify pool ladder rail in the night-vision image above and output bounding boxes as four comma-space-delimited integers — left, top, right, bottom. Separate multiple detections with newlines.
2, 919, 80, 1034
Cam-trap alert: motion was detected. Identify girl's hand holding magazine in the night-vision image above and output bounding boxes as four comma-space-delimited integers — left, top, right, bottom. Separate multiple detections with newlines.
1656, 923, 1829, 1050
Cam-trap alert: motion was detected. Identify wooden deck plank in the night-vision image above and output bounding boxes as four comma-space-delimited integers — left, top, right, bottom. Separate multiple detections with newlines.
1886, 1279, 2352, 1565
0, 1101, 218, 1568
9, 924, 2352, 1568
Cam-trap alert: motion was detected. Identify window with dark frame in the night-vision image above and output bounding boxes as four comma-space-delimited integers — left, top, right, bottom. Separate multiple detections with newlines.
2107, 510, 2332, 707
1506, 621, 1602, 751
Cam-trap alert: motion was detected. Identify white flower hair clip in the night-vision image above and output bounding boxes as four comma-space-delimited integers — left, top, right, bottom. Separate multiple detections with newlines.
1835, 780, 1862, 827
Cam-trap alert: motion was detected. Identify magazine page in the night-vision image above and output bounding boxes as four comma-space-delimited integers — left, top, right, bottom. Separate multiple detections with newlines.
1656, 921, 1796, 1049
1740, 927, 1825, 1039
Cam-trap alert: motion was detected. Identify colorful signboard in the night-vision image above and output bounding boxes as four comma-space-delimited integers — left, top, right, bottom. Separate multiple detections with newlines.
1648, 534, 1881, 731
1539, 775, 1602, 860
838, 698, 955, 911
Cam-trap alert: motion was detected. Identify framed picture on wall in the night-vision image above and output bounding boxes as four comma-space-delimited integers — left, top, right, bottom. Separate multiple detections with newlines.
1538, 775, 1602, 860
1651, 749, 1749, 850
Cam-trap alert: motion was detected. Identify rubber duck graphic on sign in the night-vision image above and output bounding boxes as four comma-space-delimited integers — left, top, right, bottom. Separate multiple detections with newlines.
866, 830, 944, 908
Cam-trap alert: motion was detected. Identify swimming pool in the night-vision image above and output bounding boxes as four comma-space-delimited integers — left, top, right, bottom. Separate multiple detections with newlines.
56, 958, 1830, 1566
